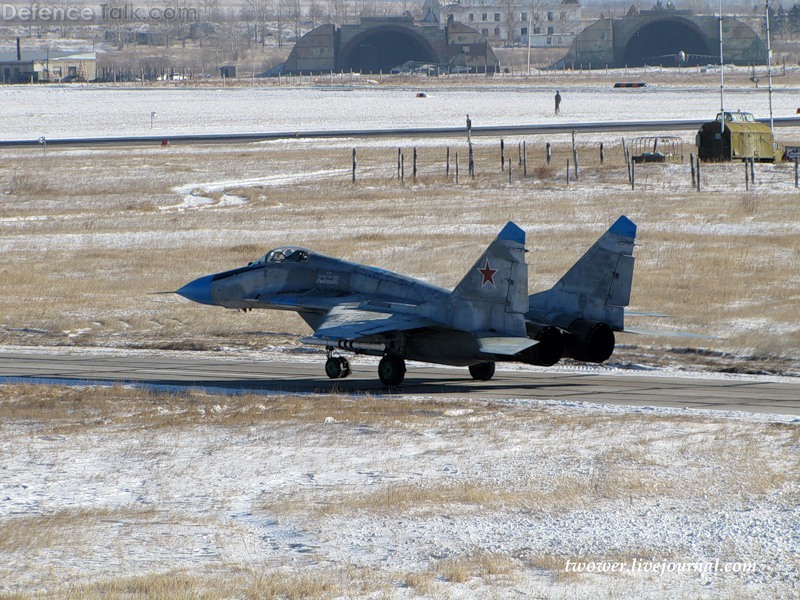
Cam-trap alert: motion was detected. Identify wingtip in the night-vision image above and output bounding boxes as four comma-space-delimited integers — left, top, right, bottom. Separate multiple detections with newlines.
499, 221, 525, 244
610, 215, 637, 238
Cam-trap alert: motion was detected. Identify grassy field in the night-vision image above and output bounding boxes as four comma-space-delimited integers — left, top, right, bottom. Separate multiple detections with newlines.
1, 383, 797, 598
1, 126, 799, 375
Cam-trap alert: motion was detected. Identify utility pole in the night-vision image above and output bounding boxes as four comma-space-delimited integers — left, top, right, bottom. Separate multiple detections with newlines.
719, 0, 725, 134
526, 9, 532, 75
766, 0, 775, 134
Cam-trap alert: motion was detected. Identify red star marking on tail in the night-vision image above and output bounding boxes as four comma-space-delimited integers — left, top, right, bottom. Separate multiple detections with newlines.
478, 259, 498, 287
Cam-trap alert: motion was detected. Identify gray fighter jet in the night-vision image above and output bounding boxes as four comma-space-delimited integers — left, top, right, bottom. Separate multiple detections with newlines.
177, 216, 636, 386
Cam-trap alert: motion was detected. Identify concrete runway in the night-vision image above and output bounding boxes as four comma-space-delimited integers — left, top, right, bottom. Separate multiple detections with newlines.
0, 351, 797, 415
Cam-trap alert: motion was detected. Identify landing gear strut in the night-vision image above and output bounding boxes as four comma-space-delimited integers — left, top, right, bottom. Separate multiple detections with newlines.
468, 361, 495, 381
378, 355, 406, 386
325, 349, 351, 379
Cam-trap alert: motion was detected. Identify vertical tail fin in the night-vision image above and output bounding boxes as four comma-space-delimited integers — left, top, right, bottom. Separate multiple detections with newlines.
449, 222, 529, 337
527, 215, 636, 331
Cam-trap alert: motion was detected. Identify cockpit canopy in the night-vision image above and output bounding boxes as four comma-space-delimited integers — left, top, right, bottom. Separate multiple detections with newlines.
249, 246, 312, 266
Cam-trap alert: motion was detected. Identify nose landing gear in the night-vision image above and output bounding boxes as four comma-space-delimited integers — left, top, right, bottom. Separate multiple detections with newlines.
325, 349, 351, 379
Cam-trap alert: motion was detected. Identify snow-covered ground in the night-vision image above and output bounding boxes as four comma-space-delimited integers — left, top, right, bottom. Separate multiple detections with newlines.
2, 81, 799, 140
1, 378, 798, 599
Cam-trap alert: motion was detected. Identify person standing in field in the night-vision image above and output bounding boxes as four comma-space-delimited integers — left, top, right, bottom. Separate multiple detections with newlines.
555, 90, 562, 115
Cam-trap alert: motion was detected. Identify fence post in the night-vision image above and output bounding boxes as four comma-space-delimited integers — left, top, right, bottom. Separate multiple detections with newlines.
413, 147, 417, 180
455, 151, 459, 184
446, 146, 450, 178
622, 138, 631, 184
469, 143, 475, 178
546, 142, 551, 164
500, 139, 505, 171
352, 148, 356, 182
696, 156, 701, 191
795, 158, 798, 188
523, 141, 527, 177
397, 148, 401, 179
566, 159, 570, 185
571, 130, 578, 180
745, 160, 749, 191
600, 142, 604, 164
690, 152, 696, 187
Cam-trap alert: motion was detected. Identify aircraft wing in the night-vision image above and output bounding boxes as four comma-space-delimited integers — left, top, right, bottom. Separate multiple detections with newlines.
311, 303, 437, 340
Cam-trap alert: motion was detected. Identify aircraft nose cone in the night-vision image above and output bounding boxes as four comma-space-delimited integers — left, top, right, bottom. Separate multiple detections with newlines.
177, 274, 216, 305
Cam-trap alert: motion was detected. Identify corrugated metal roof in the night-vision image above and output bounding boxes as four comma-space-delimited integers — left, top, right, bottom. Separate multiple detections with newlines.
0, 51, 95, 62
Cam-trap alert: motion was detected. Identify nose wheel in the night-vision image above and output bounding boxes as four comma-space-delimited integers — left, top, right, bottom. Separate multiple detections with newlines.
325, 354, 351, 379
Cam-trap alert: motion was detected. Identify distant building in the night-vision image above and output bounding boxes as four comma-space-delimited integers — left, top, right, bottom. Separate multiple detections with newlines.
285, 16, 499, 74
220, 66, 237, 78
440, 0, 582, 47
0, 50, 97, 83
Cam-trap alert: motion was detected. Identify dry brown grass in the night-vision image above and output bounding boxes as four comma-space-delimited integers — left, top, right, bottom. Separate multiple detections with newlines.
1, 382, 797, 599
0, 382, 501, 434
0, 135, 799, 373
0, 567, 360, 600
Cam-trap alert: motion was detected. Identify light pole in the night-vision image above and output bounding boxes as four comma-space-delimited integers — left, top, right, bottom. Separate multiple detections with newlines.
719, 0, 725, 134
765, 0, 774, 134
527, 8, 532, 75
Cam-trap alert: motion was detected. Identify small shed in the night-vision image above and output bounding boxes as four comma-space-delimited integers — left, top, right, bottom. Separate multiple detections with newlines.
696, 111, 775, 162
220, 66, 237, 78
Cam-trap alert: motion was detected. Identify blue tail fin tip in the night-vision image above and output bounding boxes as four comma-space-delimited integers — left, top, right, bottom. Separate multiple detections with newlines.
610, 215, 637, 238
499, 221, 525, 244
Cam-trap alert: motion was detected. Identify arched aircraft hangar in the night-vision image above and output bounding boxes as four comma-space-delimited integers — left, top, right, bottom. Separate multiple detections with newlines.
284, 16, 499, 74
563, 11, 766, 68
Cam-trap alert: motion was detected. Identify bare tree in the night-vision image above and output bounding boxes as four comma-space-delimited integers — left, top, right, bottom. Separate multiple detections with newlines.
354, 0, 379, 18
244, 0, 270, 46
198, 0, 218, 20
102, 0, 129, 49
307, 0, 325, 28
327, 0, 351, 25
501, 0, 521, 45
215, 6, 244, 61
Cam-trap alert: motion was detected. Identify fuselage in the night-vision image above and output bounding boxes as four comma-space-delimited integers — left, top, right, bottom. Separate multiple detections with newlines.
201, 248, 451, 313
177, 247, 504, 366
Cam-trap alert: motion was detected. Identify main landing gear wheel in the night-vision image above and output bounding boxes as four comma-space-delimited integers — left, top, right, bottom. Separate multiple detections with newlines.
325, 356, 351, 379
378, 355, 406, 387
468, 362, 495, 381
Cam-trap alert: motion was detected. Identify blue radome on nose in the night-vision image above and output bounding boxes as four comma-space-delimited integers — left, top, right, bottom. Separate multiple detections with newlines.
177, 274, 216, 305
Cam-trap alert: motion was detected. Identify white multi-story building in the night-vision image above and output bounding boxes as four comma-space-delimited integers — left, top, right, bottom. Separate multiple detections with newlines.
436, 0, 582, 48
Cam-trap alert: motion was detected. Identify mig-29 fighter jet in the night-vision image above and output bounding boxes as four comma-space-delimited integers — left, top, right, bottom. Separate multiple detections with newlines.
177, 216, 636, 386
